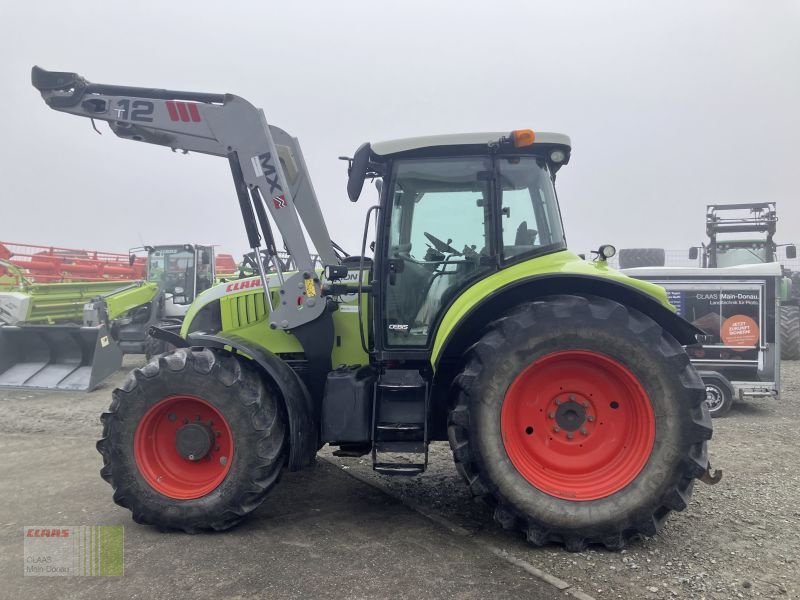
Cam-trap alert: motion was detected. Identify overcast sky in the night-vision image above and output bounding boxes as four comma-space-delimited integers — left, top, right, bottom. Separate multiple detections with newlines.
1, 1, 798, 260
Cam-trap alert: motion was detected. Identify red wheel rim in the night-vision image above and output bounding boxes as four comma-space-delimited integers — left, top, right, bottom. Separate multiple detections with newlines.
134, 395, 233, 500
501, 351, 655, 501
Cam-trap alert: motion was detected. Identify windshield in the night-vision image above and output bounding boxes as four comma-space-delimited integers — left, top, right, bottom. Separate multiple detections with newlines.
714, 243, 769, 268
147, 247, 196, 303
383, 155, 565, 347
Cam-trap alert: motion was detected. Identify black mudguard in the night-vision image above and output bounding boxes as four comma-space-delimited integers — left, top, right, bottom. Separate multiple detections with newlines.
187, 332, 318, 471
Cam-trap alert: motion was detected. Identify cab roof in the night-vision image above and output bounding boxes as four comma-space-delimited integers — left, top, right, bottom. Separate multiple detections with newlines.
370, 131, 571, 157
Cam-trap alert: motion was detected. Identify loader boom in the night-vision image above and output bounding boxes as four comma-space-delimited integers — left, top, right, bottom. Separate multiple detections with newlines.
31, 66, 338, 332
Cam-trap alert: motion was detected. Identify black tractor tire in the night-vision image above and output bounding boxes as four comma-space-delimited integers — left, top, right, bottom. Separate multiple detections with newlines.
702, 376, 733, 418
97, 347, 287, 532
780, 305, 800, 361
618, 248, 666, 269
448, 295, 712, 551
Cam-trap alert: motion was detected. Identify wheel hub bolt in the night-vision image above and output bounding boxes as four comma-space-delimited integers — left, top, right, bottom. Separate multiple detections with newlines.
566, 432, 574, 440
555, 398, 562, 405
587, 415, 595, 422
553, 426, 561, 433
569, 394, 576, 401
580, 427, 588, 435
219, 456, 228, 465
548, 411, 555, 419
582, 400, 589, 408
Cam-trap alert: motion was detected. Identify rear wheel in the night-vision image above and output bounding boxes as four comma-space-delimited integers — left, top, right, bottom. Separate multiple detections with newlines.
448, 295, 712, 550
780, 305, 800, 361
97, 347, 287, 532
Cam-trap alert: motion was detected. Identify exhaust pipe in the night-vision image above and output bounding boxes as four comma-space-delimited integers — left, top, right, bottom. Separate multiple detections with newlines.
0, 324, 122, 391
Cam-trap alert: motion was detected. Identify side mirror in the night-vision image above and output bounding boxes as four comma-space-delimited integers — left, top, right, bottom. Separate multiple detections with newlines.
688, 247, 699, 260
347, 143, 372, 202
128, 254, 136, 266
201, 251, 210, 266
787, 245, 797, 259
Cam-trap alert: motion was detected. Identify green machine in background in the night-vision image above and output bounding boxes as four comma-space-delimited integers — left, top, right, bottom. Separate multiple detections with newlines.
0, 244, 215, 391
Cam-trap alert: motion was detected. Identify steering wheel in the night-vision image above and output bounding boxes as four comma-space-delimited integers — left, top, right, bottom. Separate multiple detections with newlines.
424, 232, 462, 256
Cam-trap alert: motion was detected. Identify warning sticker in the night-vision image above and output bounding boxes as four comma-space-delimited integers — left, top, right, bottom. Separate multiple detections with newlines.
100, 336, 109, 348
304, 279, 317, 298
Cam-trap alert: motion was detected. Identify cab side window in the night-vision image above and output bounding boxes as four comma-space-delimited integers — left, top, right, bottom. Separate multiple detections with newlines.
499, 157, 564, 261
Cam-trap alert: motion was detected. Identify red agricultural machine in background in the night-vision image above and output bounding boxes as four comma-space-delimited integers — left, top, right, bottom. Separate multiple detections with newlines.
0, 241, 145, 283
0, 241, 239, 285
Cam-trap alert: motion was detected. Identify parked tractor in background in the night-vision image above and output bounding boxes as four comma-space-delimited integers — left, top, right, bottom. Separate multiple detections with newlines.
0, 243, 217, 390
32, 66, 717, 550
688, 204, 799, 360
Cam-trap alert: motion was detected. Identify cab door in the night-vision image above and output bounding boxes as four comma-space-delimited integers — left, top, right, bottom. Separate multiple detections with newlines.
379, 156, 496, 349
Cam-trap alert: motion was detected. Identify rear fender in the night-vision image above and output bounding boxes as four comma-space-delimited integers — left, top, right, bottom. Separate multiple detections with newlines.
434, 274, 702, 367
187, 332, 317, 471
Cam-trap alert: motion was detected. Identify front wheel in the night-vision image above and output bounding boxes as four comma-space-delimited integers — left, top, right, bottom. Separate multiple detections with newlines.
448, 295, 712, 551
97, 348, 287, 532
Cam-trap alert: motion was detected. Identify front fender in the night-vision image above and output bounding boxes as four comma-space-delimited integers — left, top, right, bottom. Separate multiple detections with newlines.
187, 332, 317, 471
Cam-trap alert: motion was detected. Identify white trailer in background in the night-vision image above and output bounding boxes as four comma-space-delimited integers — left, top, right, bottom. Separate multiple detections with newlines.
622, 263, 782, 417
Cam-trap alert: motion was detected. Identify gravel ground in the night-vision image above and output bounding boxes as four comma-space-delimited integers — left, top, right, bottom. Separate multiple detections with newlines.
2, 356, 799, 599
324, 366, 800, 600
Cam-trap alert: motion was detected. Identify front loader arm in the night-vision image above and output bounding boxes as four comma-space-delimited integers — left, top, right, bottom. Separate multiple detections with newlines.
32, 66, 338, 332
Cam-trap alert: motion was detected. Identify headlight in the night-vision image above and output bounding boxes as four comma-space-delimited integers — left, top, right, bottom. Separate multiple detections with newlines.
599, 244, 616, 259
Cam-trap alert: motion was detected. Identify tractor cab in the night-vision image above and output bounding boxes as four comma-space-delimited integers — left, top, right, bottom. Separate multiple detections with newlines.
347, 130, 571, 351
142, 244, 215, 308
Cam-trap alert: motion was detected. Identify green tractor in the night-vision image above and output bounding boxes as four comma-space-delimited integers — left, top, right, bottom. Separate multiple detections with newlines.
33, 67, 715, 550
689, 203, 799, 359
